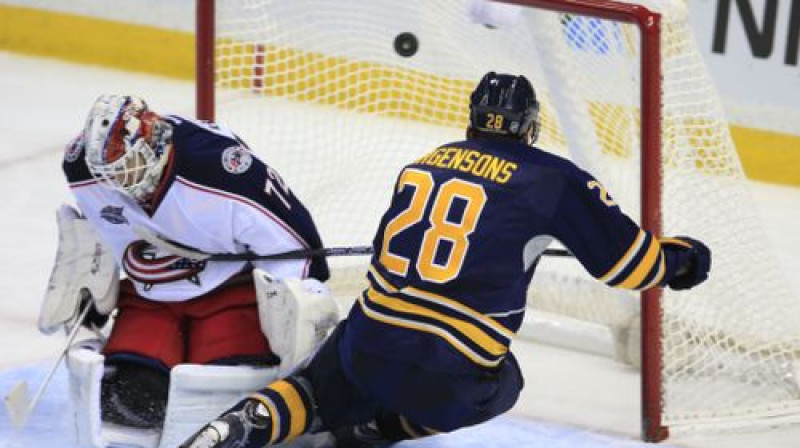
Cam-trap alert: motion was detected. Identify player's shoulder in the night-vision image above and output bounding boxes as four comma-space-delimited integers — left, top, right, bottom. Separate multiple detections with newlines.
523, 144, 595, 182
165, 115, 241, 155
166, 115, 267, 187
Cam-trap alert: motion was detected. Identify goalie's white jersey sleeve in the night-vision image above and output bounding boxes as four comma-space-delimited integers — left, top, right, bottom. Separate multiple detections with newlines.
62, 115, 329, 302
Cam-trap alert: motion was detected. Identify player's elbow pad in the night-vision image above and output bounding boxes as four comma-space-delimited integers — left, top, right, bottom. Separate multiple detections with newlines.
661, 236, 711, 291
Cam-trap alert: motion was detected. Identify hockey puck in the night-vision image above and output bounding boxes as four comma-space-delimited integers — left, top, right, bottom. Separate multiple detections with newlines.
394, 32, 419, 57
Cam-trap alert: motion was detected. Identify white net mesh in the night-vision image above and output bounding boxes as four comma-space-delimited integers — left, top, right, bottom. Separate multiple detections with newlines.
210, 0, 800, 430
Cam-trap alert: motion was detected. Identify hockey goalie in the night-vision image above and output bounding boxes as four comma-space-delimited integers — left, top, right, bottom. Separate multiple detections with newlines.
37, 95, 340, 448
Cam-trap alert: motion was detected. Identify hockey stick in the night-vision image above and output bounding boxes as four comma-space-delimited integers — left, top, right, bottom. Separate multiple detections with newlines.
134, 226, 573, 261
4, 292, 92, 430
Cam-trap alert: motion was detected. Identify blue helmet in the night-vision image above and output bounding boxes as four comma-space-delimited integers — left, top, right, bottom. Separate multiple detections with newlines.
468, 72, 540, 144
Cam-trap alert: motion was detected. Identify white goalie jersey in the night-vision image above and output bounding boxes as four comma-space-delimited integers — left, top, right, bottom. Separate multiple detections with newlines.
62, 115, 330, 302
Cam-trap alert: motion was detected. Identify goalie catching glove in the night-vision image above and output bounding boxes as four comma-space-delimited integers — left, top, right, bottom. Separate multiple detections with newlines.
661, 236, 711, 290
254, 269, 340, 375
38, 204, 119, 334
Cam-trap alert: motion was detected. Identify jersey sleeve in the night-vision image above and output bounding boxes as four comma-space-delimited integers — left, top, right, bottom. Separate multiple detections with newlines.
547, 168, 686, 291
217, 152, 330, 282
169, 118, 331, 282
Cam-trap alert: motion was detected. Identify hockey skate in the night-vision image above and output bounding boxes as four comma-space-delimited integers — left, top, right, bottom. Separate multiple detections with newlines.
180, 399, 271, 448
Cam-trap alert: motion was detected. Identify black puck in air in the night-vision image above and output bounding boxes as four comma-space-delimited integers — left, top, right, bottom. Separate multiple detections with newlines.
394, 32, 419, 57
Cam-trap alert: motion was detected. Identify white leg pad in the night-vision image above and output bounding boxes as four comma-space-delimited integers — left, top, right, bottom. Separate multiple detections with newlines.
67, 344, 323, 447
67, 348, 286, 448
254, 269, 341, 374
66, 340, 160, 448
66, 340, 106, 448
157, 364, 281, 448
159, 365, 324, 448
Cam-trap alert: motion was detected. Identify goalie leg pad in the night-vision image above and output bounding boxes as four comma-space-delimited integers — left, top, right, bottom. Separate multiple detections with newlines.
66, 340, 106, 448
67, 341, 163, 448
254, 269, 341, 374
157, 364, 282, 448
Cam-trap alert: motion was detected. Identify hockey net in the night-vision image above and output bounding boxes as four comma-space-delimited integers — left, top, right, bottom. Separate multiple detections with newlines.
197, 0, 800, 438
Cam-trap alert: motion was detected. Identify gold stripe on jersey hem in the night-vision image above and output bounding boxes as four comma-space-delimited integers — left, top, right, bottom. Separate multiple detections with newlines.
368, 265, 514, 340
357, 292, 505, 368
365, 288, 507, 356
403, 286, 514, 339
368, 265, 399, 293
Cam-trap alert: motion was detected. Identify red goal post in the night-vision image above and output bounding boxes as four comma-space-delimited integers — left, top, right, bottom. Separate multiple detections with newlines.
500, 1, 666, 442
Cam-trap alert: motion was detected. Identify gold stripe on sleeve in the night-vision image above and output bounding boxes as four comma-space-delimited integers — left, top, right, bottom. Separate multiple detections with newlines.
617, 237, 662, 289
599, 229, 646, 283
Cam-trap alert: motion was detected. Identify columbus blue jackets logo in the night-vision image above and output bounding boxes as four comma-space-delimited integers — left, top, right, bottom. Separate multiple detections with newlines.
122, 240, 207, 290
100, 206, 128, 224
222, 146, 253, 174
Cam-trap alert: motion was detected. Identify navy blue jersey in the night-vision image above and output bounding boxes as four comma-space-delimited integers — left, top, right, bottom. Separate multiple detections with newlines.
344, 137, 688, 374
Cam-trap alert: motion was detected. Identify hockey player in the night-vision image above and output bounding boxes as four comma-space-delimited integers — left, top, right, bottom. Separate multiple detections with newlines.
179, 72, 712, 447
51, 95, 331, 431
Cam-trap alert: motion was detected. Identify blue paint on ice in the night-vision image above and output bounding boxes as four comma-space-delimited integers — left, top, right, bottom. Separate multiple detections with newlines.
0, 363, 676, 448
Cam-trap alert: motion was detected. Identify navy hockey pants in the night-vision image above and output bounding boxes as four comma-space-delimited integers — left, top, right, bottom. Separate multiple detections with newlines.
303, 319, 524, 434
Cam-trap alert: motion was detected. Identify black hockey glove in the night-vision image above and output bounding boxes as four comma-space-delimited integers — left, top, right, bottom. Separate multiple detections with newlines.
662, 236, 711, 291
78, 291, 111, 330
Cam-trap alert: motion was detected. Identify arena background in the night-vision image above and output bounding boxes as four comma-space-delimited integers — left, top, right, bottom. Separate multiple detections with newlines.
0, 0, 798, 185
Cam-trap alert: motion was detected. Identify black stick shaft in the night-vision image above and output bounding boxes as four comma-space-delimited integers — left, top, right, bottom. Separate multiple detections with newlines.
207, 246, 572, 261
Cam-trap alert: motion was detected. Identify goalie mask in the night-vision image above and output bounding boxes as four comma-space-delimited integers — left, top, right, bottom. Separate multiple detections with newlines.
469, 72, 540, 145
83, 95, 173, 202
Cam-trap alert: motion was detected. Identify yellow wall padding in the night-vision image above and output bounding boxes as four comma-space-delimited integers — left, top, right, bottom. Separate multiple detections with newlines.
0, 4, 194, 80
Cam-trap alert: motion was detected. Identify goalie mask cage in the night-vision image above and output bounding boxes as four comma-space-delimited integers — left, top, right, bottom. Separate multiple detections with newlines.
196, 0, 800, 441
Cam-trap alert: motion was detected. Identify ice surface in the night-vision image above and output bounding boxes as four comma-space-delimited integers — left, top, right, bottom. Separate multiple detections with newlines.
2, 51, 800, 447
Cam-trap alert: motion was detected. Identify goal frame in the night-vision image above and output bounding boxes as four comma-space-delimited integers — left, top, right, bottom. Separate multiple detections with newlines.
194, 0, 667, 441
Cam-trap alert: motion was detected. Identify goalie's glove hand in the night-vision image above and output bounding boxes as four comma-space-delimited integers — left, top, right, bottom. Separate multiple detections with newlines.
662, 236, 711, 291
180, 399, 271, 448
78, 291, 111, 330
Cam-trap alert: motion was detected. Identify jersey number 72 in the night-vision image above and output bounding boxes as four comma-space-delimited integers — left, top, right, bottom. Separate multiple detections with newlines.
379, 168, 487, 283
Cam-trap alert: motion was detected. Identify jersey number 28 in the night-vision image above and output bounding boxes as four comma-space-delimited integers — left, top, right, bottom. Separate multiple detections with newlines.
380, 168, 487, 283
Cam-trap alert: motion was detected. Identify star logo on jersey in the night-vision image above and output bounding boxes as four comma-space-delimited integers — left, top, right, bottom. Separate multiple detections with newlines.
222, 146, 253, 174
100, 206, 128, 224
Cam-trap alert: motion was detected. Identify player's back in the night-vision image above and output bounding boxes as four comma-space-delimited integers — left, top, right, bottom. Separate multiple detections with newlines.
344, 136, 578, 374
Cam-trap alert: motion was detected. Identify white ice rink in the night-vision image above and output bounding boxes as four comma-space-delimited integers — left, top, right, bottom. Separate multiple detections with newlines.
1, 52, 800, 447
